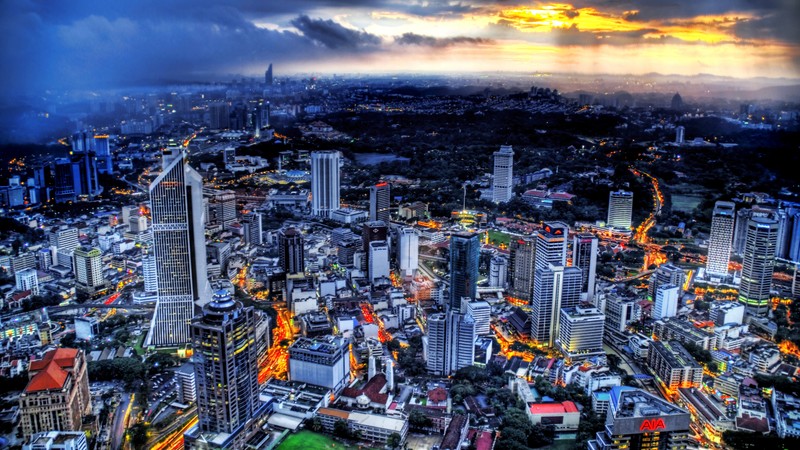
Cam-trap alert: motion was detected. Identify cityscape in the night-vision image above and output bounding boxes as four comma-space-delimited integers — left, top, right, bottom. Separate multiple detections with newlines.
0, 2, 800, 450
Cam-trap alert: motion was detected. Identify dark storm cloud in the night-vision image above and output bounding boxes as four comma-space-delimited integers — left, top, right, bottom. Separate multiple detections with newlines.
395, 33, 492, 47
291, 15, 381, 49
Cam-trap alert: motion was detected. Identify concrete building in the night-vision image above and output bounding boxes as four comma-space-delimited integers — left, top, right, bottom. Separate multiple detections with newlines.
508, 237, 536, 303
279, 228, 304, 274
22, 431, 88, 450
534, 222, 569, 273
448, 233, 479, 311
558, 306, 606, 360
653, 318, 717, 351
15, 268, 39, 295
526, 401, 580, 431
426, 311, 476, 376
607, 191, 633, 230
710, 302, 745, 326
310, 150, 340, 218
368, 240, 390, 283
491, 145, 514, 203
73, 246, 104, 295
738, 217, 779, 316
74, 317, 99, 341
488, 255, 508, 289
317, 408, 408, 445
241, 212, 263, 246
648, 263, 685, 300
205, 189, 237, 227
573, 233, 598, 302
397, 228, 419, 278
369, 182, 391, 223
464, 299, 491, 335
289, 336, 351, 392
653, 284, 679, 320
531, 264, 582, 346
647, 340, 703, 392
706, 201, 735, 278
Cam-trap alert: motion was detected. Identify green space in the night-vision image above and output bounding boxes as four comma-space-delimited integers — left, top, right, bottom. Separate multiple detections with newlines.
277, 431, 356, 450
486, 229, 511, 247
670, 194, 703, 213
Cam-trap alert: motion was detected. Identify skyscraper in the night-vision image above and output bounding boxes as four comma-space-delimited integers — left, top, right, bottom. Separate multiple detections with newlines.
607, 190, 633, 230
653, 284, 679, 320
448, 233, 480, 310
362, 220, 388, 272
535, 222, 568, 274
738, 217, 779, 316
147, 148, 210, 347
265, 63, 273, 85
368, 240, 390, 283
278, 228, 304, 274
425, 311, 476, 376
369, 182, 391, 223
15, 268, 39, 295
706, 201, 735, 278
310, 150, 341, 218
531, 264, 582, 346
73, 246, 104, 295
508, 237, 536, 302
53, 158, 76, 203
558, 306, 605, 360
732, 208, 753, 255
675, 126, 685, 144
398, 228, 419, 278
491, 145, 514, 203
70, 132, 100, 198
191, 290, 259, 435
94, 134, 113, 174
242, 211, 263, 246
489, 256, 508, 289
573, 233, 598, 302
648, 263, 685, 300
426, 313, 447, 376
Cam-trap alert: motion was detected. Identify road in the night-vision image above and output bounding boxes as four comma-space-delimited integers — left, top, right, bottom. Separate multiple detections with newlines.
111, 393, 134, 450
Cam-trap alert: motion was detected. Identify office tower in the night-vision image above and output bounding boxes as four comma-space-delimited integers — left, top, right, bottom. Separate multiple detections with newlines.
535, 222, 569, 273
572, 233, 598, 302
15, 268, 39, 295
426, 313, 447, 376
463, 299, 491, 335
121, 205, 138, 226
53, 158, 76, 203
19, 349, 91, 440
310, 150, 340, 218
648, 263, 685, 300
36, 248, 52, 272
491, 145, 514, 203
22, 431, 88, 450
369, 240, 390, 283
10, 252, 35, 275
289, 336, 351, 392
205, 189, 237, 227
774, 208, 791, 259
706, 201, 735, 278
192, 290, 259, 434
508, 237, 536, 302
738, 217, 779, 316
604, 292, 636, 335
488, 256, 508, 288
607, 190, 633, 230
558, 306, 605, 360
142, 252, 158, 293
653, 284, 679, 320
732, 208, 753, 255
209, 102, 230, 129
265, 63, 273, 85
176, 364, 197, 404
448, 232, 480, 310
398, 228, 419, 278
73, 246, 104, 295
147, 149, 210, 347
587, 386, 691, 450
70, 132, 100, 197
49, 227, 79, 268
530, 265, 582, 346
710, 302, 745, 326
278, 228, 304, 274
369, 182, 391, 223
253, 103, 263, 139
675, 126, 685, 144
647, 340, 703, 391
242, 211, 263, 245
447, 311, 476, 374
789, 211, 800, 262
94, 134, 113, 173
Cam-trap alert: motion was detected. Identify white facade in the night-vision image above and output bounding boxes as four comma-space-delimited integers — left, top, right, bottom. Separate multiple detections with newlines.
398, 228, 419, 278
489, 256, 508, 288
465, 300, 492, 335
706, 201, 735, 277
492, 145, 514, 203
368, 241, 390, 283
607, 190, 633, 230
310, 150, 341, 218
73, 247, 104, 289
653, 284, 679, 320
558, 306, 606, 359
289, 336, 351, 392
15, 268, 39, 295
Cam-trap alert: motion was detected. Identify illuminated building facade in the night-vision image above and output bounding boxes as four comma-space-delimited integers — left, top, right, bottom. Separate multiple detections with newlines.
706, 201, 735, 278
738, 217, 778, 316
310, 150, 340, 218
369, 182, 391, 223
534, 222, 568, 273
491, 145, 514, 203
531, 264, 582, 346
448, 233, 480, 310
607, 190, 633, 230
572, 233, 598, 302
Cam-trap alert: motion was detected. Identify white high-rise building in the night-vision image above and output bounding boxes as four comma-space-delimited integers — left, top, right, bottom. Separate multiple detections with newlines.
653, 284, 679, 320
706, 201, 735, 278
492, 145, 514, 203
142, 250, 158, 293
558, 306, 605, 360
607, 190, 633, 230
489, 256, 508, 288
398, 228, 419, 278
15, 268, 39, 295
535, 222, 569, 273
675, 126, 685, 144
739, 217, 779, 316
463, 299, 491, 335
49, 227, 79, 269
531, 264, 583, 346
426, 313, 447, 376
147, 148, 210, 347
311, 150, 340, 218
425, 311, 476, 376
368, 240, 390, 283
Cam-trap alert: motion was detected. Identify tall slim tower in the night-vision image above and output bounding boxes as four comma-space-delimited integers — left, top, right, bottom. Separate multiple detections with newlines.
426, 313, 447, 376
706, 201, 735, 278
369, 182, 391, 223
192, 290, 259, 434
310, 151, 340, 218
448, 233, 480, 310
531, 264, 582, 347
278, 228, 304, 274
491, 145, 514, 203
738, 217, 779, 316
572, 233, 598, 303
535, 222, 569, 274
265, 63, 273, 85
147, 148, 210, 347
398, 228, 419, 278
607, 190, 633, 230
508, 237, 536, 303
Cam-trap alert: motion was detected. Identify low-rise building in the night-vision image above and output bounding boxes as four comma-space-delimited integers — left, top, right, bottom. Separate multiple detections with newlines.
317, 408, 408, 444
647, 340, 702, 394
773, 390, 800, 439
526, 401, 580, 431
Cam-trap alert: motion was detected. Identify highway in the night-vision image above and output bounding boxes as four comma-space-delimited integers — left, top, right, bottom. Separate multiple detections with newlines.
111, 393, 134, 450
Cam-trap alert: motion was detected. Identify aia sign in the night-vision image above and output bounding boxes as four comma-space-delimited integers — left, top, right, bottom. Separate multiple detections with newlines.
639, 418, 666, 432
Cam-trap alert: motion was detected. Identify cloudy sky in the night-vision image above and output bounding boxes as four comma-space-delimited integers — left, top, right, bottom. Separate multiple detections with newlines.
2, 0, 799, 93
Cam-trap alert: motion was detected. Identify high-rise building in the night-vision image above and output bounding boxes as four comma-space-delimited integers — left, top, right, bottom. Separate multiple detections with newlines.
508, 237, 536, 302
653, 284, 679, 320
49, 226, 79, 268
265, 63, 273, 85
607, 190, 633, 230
310, 150, 340, 218
488, 256, 508, 288
531, 265, 582, 346
648, 263, 685, 300
289, 336, 351, 392
647, 340, 703, 391
535, 222, 568, 273
462, 298, 492, 335
738, 217, 779, 316
369, 182, 391, 223
70, 132, 100, 198
19, 349, 91, 439
53, 158, 76, 203
73, 246, 104, 294
191, 290, 259, 435
205, 189, 237, 227
242, 212, 263, 246
675, 126, 685, 144
147, 149, 210, 347
94, 134, 113, 174
558, 306, 605, 360
425, 311, 476, 376
588, 386, 691, 450
491, 145, 514, 203
209, 102, 230, 129
368, 240, 390, 283
732, 208, 753, 256
142, 251, 158, 293
706, 201, 735, 278
448, 233, 480, 310
398, 228, 419, 278
15, 268, 39, 295
426, 313, 447, 376
572, 233, 598, 302
278, 228, 304, 274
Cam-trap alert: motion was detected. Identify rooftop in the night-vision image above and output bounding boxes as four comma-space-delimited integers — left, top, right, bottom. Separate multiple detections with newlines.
610, 386, 688, 419
529, 401, 579, 415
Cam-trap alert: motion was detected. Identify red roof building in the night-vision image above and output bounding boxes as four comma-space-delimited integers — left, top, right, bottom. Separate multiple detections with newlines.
527, 401, 581, 431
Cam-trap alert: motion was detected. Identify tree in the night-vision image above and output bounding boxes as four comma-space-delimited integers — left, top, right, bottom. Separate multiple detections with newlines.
128, 423, 150, 450
333, 419, 350, 439
387, 432, 402, 449
408, 409, 432, 429
307, 417, 323, 432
